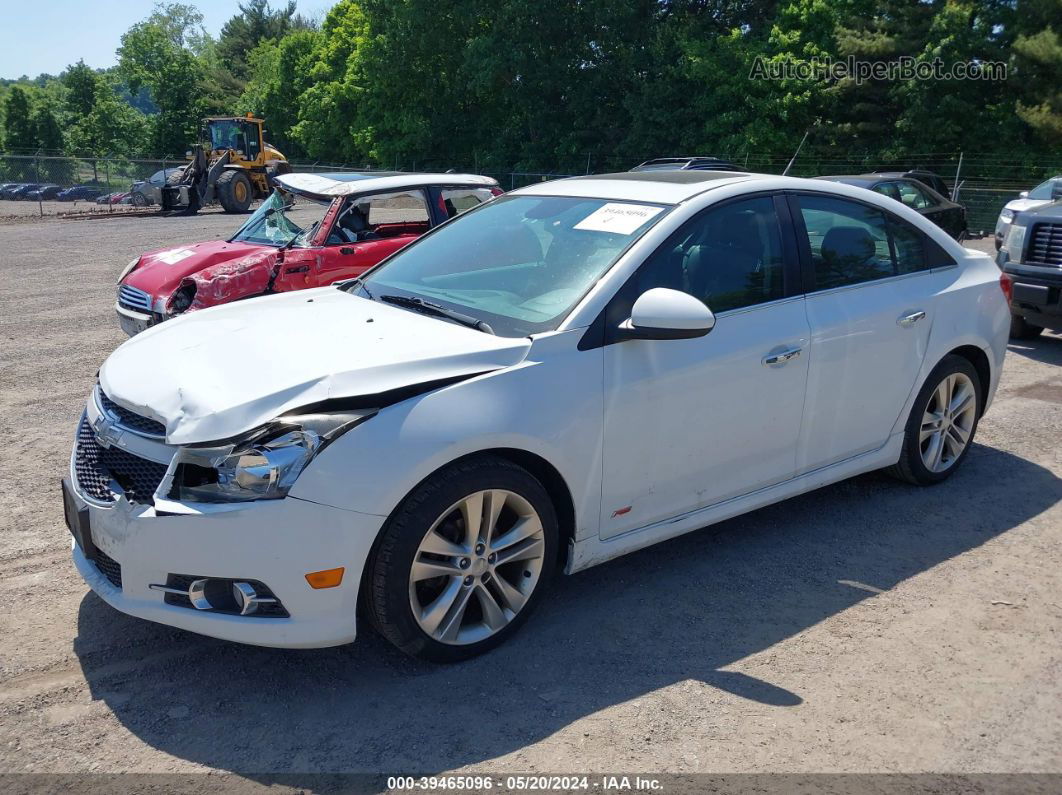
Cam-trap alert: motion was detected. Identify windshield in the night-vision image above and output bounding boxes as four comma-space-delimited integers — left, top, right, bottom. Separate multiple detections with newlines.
230, 189, 331, 247
356, 195, 669, 337
1027, 178, 1062, 200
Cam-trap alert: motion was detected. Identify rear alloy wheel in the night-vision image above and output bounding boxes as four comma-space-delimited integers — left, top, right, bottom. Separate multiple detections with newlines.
887, 355, 981, 485
216, 170, 253, 213
366, 456, 557, 661
131, 192, 148, 207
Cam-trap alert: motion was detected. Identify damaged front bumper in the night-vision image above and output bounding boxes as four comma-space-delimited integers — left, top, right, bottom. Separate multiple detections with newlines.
66, 479, 383, 648
115, 302, 156, 337
66, 391, 384, 648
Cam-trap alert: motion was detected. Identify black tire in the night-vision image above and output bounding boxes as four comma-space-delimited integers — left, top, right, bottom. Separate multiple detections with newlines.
365, 455, 558, 662
886, 355, 982, 486
1010, 314, 1044, 340
131, 192, 148, 207
216, 170, 253, 213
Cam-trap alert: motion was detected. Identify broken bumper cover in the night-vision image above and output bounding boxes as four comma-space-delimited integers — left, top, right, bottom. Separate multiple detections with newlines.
67, 484, 384, 648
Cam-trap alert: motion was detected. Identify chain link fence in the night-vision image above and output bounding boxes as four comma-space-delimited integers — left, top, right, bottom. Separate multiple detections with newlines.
2, 150, 1059, 231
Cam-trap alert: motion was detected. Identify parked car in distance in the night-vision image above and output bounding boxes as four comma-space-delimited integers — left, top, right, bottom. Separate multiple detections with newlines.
95, 192, 117, 205
66, 170, 1008, 661
115, 172, 501, 336
815, 174, 967, 239
0, 182, 25, 197
58, 185, 104, 201
994, 175, 1062, 250
9, 183, 43, 200
109, 192, 130, 205
997, 199, 1062, 338
631, 156, 743, 172
130, 168, 183, 206
25, 184, 63, 201
873, 169, 951, 198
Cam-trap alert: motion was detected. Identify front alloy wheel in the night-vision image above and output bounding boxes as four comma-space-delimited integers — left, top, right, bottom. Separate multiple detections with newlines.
410, 490, 545, 645
366, 455, 557, 662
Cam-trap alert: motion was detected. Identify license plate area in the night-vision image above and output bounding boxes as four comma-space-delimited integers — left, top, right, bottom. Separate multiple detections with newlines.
118, 312, 149, 336
62, 478, 98, 561
1013, 282, 1050, 306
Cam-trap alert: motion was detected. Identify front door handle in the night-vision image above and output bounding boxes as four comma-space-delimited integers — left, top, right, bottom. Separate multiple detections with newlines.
763, 347, 803, 366
898, 310, 926, 328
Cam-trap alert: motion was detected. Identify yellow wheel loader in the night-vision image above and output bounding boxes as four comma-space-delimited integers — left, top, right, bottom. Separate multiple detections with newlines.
161, 114, 291, 215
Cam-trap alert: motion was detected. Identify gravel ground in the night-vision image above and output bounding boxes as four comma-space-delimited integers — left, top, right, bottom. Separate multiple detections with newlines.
0, 214, 1059, 783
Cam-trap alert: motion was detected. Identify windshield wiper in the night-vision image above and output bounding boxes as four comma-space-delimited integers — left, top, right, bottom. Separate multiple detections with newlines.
380, 294, 494, 334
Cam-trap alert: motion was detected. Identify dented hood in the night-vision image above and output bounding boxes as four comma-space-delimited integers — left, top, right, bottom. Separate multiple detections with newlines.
123, 240, 275, 302
99, 287, 532, 445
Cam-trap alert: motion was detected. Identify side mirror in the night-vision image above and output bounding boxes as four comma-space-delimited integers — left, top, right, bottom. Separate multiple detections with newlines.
1019, 191, 1029, 199
619, 288, 715, 341
1052, 186, 1062, 200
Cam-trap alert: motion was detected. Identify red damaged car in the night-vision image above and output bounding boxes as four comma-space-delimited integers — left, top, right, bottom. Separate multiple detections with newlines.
115, 172, 501, 336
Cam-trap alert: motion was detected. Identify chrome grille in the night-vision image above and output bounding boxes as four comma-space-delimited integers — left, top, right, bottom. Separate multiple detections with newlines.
73, 415, 168, 504
1027, 223, 1062, 267
97, 387, 166, 438
118, 284, 153, 313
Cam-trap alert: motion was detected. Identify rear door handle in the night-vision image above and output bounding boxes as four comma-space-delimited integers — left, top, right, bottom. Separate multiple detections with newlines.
898, 310, 926, 327
763, 347, 803, 366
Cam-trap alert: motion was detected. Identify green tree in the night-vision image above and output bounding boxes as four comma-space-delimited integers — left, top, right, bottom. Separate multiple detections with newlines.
62, 60, 100, 119
1012, 0, 1062, 144
290, 0, 372, 161
31, 104, 64, 152
218, 0, 311, 81
2, 86, 35, 151
118, 3, 207, 156
239, 29, 321, 158
67, 80, 148, 156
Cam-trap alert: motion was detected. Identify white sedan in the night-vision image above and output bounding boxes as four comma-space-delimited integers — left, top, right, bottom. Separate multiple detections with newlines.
64, 170, 1010, 661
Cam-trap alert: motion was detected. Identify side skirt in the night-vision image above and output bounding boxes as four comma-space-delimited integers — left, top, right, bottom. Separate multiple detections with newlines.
566, 433, 904, 574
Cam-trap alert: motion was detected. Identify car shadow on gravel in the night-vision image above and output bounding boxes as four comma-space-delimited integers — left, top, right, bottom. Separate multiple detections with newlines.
74, 444, 1061, 778
1006, 333, 1062, 367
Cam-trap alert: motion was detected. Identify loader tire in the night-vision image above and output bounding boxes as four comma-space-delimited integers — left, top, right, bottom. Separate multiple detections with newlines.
217, 170, 253, 213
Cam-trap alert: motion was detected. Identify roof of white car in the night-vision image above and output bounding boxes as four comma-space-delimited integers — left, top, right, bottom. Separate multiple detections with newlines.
275, 172, 498, 199
513, 170, 761, 203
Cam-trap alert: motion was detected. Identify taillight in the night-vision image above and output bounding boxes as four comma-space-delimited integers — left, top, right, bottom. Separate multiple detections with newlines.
999, 272, 1013, 303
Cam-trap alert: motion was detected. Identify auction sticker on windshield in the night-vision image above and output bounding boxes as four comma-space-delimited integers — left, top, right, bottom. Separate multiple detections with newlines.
574, 203, 664, 235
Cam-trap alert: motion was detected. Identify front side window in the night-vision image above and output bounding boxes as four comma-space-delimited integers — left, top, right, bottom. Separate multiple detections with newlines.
1027, 178, 1062, 200
358, 195, 668, 337
328, 190, 430, 244
630, 196, 786, 313
796, 195, 895, 289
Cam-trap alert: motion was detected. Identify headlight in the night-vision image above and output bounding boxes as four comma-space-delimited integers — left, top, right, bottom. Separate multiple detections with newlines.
118, 257, 140, 283
999, 209, 1014, 222
1003, 223, 1026, 258
174, 412, 373, 503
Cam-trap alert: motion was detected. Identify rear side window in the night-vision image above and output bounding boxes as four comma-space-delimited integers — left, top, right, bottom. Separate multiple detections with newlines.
438, 187, 496, 219
795, 194, 953, 287
888, 217, 926, 274
895, 181, 933, 209
796, 195, 894, 289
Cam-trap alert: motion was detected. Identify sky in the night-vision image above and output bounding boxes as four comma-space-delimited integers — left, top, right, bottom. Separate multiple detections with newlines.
0, 0, 333, 80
